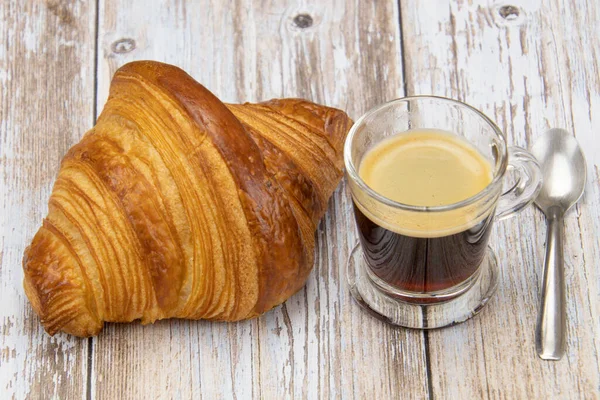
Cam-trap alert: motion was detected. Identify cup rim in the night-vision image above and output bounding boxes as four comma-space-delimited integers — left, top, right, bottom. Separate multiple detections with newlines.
344, 95, 509, 213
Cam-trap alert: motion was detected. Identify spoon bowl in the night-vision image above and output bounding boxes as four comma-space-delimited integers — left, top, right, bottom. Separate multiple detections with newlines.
532, 129, 587, 215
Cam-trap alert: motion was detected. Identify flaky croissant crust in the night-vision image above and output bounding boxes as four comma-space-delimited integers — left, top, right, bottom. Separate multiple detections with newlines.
23, 61, 352, 336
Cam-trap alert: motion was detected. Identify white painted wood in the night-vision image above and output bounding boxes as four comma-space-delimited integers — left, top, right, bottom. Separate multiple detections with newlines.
400, 0, 600, 398
0, 1, 96, 399
3, 0, 599, 398
92, 1, 428, 399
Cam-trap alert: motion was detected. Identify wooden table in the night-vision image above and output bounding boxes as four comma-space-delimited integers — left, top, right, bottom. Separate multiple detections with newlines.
1, 1, 599, 399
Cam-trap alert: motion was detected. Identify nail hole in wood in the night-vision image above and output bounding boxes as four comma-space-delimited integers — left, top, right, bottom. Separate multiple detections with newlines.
293, 14, 313, 29
111, 38, 136, 54
498, 5, 520, 20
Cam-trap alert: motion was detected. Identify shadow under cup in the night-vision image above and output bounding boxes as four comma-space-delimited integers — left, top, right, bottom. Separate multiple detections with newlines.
344, 96, 542, 328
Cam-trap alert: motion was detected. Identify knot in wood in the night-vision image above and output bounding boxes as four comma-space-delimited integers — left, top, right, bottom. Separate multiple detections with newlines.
498, 5, 520, 20
293, 14, 313, 29
111, 38, 136, 54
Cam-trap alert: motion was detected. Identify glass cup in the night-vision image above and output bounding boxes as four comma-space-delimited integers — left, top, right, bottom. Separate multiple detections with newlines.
344, 96, 542, 328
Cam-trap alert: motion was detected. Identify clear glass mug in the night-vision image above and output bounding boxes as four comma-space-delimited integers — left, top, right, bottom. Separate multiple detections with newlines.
344, 96, 542, 329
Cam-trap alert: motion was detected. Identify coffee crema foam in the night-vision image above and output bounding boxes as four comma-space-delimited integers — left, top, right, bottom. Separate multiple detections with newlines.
355, 129, 496, 238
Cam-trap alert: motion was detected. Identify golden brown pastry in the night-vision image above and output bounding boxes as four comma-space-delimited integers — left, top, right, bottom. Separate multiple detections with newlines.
22, 61, 352, 337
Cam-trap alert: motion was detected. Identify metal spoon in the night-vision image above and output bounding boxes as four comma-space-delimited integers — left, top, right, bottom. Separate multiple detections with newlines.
531, 128, 586, 360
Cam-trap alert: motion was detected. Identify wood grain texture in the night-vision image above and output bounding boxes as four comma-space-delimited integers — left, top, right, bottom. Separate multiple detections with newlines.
91, 1, 428, 399
3, 0, 599, 398
400, 0, 600, 398
0, 0, 96, 399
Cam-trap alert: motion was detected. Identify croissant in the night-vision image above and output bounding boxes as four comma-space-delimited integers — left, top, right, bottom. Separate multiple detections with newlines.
22, 61, 352, 337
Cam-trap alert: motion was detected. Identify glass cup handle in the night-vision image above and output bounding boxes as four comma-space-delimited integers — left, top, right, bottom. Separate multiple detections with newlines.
495, 146, 543, 221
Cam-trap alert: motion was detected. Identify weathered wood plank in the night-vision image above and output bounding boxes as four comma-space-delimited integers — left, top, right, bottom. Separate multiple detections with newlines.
0, 0, 97, 398
400, 0, 600, 398
10, 0, 598, 398
92, 0, 428, 399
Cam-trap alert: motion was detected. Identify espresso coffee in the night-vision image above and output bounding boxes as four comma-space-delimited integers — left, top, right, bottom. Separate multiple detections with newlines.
355, 130, 494, 293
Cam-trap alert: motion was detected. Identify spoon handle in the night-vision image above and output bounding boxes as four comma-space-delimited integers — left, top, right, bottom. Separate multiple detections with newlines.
536, 208, 566, 360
